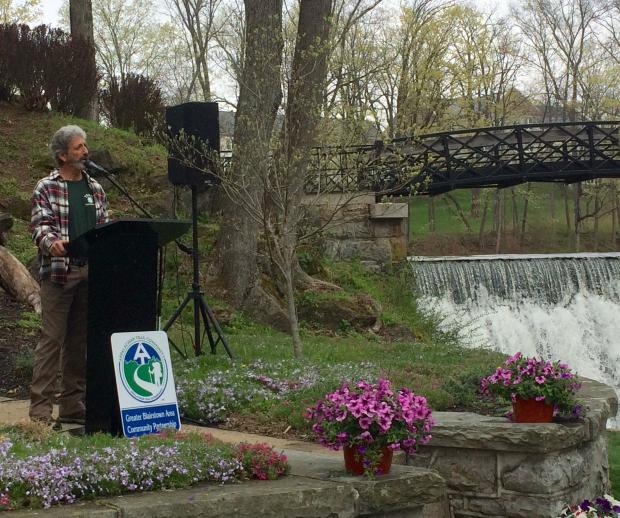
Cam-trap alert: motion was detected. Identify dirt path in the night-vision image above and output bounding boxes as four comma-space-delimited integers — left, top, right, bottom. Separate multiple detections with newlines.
0, 291, 37, 399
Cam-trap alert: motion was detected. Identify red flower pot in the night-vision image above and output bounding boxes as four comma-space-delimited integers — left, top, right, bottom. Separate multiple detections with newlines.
343, 445, 393, 475
512, 397, 554, 423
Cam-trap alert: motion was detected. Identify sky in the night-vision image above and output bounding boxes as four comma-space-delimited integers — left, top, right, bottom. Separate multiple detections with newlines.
38, 0, 511, 27
39, 0, 63, 26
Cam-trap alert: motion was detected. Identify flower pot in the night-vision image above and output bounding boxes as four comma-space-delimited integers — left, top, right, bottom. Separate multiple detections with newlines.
343, 445, 393, 475
512, 397, 554, 423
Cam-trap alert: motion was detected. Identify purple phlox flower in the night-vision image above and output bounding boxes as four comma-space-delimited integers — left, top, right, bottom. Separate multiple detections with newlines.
595, 497, 612, 512
334, 407, 347, 422
579, 499, 592, 511
535, 375, 546, 384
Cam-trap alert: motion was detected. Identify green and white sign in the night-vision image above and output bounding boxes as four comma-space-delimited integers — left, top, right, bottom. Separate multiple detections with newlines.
111, 331, 181, 437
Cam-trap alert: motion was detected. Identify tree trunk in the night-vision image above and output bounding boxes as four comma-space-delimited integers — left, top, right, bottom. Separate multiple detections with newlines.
574, 183, 582, 252
564, 184, 571, 231
216, 0, 283, 307
478, 193, 489, 248
428, 196, 435, 232
0, 246, 41, 314
520, 184, 531, 248
611, 188, 616, 246
495, 189, 502, 254
471, 188, 480, 217
284, 266, 303, 359
444, 193, 472, 232
593, 183, 600, 251
510, 187, 518, 236
613, 187, 619, 246
273, 0, 332, 355
69, 0, 97, 119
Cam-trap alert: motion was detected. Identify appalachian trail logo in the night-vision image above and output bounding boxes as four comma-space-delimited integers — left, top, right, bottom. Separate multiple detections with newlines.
119, 339, 168, 403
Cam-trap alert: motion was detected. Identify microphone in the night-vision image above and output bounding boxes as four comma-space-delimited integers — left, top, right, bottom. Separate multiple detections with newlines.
84, 159, 110, 174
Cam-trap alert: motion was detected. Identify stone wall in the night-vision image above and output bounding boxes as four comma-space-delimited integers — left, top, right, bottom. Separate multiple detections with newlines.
304, 194, 409, 271
408, 379, 617, 518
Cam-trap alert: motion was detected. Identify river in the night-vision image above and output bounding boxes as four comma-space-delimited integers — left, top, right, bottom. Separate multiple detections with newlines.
409, 252, 620, 427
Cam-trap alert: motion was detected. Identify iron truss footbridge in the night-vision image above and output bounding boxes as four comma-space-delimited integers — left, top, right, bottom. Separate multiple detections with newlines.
305, 121, 620, 197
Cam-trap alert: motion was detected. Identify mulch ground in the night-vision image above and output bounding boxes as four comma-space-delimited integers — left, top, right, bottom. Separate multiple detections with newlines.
0, 291, 37, 399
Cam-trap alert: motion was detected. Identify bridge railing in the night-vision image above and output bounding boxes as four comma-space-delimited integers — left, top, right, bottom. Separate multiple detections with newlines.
304, 121, 620, 196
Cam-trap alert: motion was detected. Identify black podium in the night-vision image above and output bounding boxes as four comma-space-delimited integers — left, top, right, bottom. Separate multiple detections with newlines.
71, 218, 190, 435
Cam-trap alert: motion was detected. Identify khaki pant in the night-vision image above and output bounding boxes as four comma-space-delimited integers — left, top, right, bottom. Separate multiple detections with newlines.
29, 265, 89, 421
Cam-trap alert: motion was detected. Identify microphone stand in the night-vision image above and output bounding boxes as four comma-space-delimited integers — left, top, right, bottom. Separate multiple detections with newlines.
85, 160, 233, 360
86, 160, 192, 254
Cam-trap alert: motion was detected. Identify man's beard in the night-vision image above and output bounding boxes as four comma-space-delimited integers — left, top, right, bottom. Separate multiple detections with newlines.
66, 157, 87, 170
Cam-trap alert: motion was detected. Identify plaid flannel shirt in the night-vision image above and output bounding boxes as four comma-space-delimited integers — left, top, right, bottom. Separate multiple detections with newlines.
31, 169, 109, 283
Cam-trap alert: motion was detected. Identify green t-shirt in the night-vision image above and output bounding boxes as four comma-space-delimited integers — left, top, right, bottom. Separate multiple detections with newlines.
67, 175, 96, 242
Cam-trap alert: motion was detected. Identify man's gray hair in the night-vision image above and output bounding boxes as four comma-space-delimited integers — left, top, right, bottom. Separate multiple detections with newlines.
49, 125, 87, 166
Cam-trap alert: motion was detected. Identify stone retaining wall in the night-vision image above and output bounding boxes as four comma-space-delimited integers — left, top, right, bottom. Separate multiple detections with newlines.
408, 379, 618, 518
304, 194, 409, 271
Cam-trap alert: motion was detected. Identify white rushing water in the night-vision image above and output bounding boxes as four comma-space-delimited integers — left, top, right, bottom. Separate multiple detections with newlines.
409, 253, 620, 427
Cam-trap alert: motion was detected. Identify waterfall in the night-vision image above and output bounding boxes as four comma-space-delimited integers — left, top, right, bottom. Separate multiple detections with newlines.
409, 253, 620, 426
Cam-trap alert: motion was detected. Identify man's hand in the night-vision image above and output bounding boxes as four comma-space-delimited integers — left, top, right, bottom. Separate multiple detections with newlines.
49, 239, 68, 257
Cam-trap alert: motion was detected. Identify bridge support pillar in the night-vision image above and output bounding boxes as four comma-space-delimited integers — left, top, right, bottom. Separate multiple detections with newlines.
304, 194, 409, 271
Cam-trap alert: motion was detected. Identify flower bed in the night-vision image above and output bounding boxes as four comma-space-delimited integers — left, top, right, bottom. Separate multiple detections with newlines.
0, 426, 288, 511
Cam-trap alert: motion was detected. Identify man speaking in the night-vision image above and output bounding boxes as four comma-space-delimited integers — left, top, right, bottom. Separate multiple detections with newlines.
29, 125, 109, 427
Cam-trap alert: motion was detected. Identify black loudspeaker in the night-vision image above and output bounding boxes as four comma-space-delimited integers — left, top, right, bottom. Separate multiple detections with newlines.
166, 102, 220, 186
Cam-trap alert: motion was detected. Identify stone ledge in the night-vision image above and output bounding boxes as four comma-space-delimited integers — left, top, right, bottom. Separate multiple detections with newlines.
369, 203, 408, 220
427, 378, 617, 453
7, 451, 446, 518
286, 449, 447, 516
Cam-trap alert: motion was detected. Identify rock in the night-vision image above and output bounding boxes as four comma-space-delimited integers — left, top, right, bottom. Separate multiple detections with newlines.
88, 149, 123, 174
0, 213, 13, 245
3, 197, 30, 221
297, 290, 381, 331
241, 284, 290, 333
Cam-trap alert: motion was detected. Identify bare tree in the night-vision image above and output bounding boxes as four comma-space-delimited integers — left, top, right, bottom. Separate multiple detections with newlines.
164, 0, 225, 101
69, 0, 96, 119
216, 0, 283, 308
395, 0, 453, 135
269, 0, 334, 357
0, 0, 41, 24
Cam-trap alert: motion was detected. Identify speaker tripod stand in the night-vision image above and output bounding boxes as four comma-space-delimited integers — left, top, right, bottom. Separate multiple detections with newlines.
162, 185, 233, 359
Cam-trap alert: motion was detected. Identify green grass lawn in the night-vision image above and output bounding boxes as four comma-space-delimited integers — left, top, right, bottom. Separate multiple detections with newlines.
408, 183, 620, 254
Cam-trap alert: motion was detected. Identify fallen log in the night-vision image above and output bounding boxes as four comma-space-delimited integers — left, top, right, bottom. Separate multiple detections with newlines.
0, 245, 41, 314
